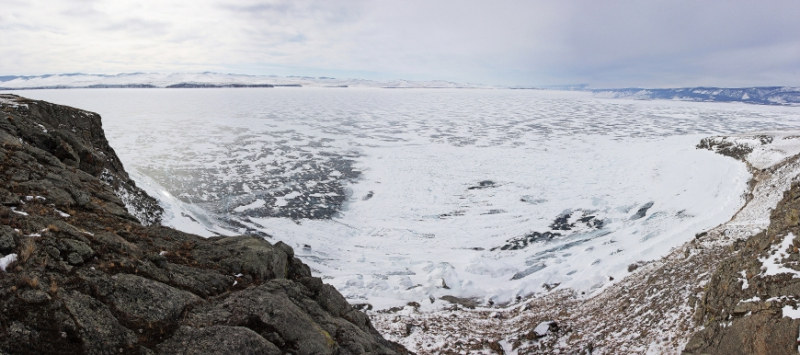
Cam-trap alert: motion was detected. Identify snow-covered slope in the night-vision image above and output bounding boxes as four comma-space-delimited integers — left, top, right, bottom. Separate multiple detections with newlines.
696, 131, 800, 169
0, 72, 493, 89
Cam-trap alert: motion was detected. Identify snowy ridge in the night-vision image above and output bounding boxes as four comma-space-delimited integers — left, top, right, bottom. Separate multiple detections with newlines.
696, 131, 800, 169
0, 72, 494, 89
0, 95, 28, 108
594, 86, 800, 106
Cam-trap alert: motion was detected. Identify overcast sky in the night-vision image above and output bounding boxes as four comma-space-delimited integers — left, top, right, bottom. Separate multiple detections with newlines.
3, 0, 800, 87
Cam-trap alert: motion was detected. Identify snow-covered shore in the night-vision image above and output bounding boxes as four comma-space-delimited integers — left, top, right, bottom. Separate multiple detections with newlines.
369, 131, 800, 354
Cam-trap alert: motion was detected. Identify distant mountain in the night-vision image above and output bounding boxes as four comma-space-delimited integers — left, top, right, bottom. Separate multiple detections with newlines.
593, 86, 800, 106
6, 74, 795, 106
0, 72, 494, 90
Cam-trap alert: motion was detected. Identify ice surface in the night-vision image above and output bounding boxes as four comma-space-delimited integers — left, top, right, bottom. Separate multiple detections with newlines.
11, 88, 800, 309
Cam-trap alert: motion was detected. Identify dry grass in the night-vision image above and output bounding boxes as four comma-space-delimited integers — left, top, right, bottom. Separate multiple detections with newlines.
19, 238, 36, 263
18, 275, 39, 289
25, 204, 49, 216
48, 278, 58, 294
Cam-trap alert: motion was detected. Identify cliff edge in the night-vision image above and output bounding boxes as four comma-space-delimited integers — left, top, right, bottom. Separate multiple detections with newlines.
0, 94, 408, 355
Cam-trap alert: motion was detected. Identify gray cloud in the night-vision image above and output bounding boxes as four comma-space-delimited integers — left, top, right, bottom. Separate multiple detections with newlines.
1, 0, 800, 87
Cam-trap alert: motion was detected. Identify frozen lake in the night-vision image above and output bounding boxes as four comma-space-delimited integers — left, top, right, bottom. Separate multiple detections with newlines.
11, 88, 800, 309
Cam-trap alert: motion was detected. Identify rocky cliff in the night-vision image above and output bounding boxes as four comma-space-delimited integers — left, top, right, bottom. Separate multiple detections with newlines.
0, 94, 408, 355
677, 134, 800, 354
683, 180, 800, 354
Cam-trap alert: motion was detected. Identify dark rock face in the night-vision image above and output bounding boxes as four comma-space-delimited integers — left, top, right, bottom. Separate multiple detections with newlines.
157, 326, 282, 355
0, 95, 408, 355
491, 209, 605, 253
683, 181, 800, 355
629, 201, 654, 220
695, 135, 774, 162
0, 94, 162, 225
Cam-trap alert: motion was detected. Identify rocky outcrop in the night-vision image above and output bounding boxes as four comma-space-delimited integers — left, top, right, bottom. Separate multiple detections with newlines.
696, 135, 773, 162
683, 181, 800, 354
0, 94, 408, 355
0, 94, 162, 225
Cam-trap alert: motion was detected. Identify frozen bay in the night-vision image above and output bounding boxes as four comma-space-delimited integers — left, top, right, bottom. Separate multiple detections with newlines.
12, 88, 800, 309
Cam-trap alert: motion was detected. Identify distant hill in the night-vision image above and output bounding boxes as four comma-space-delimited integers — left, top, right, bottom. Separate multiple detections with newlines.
593, 86, 800, 106
0, 72, 494, 90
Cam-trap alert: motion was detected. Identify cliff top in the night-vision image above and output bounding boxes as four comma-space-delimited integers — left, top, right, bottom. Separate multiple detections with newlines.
0, 94, 407, 355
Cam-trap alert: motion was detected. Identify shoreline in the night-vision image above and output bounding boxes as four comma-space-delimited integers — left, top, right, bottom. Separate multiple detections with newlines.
24, 86, 754, 312
367, 132, 800, 354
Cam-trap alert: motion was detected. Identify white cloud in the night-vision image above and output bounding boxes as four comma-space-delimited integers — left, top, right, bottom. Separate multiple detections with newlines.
2, 0, 800, 87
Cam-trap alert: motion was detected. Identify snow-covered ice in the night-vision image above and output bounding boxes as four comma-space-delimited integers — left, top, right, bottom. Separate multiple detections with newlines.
10, 88, 800, 310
